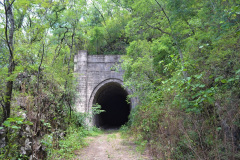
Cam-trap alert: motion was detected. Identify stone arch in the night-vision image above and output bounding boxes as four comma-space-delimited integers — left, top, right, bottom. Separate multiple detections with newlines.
88, 78, 131, 111
88, 78, 132, 128
74, 51, 137, 128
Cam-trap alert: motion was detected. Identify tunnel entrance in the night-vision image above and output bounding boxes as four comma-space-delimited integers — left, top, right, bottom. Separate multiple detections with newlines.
93, 82, 130, 129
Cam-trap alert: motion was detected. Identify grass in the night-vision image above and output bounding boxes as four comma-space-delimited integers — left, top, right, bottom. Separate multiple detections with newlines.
45, 126, 102, 160
107, 133, 117, 142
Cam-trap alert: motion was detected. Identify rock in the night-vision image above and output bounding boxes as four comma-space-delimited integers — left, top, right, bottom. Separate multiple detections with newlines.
59, 132, 65, 139
17, 111, 27, 119
0, 128, 6, 149
20, 146, 26, 155
29, 154, 33, 160
0, 128, 5, 134
25, 138, 32, 151
42, 144, 46, 151
26, 125, 31, 133
0, 137, 6, 148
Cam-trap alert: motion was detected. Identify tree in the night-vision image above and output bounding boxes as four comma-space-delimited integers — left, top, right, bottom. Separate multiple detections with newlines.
120, 0, 240, 159
0, 0, 16, 122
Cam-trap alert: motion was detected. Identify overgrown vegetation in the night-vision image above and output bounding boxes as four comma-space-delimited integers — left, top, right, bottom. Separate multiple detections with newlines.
0, 0, 239, 159
43, 126, 102, 160
120, 0, 240, 159
0, 0, 104, 159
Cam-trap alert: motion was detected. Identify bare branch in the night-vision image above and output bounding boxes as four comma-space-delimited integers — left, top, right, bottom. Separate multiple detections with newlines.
146, 22, 171, 35
52, 27, 69, 65
5, 0, 15, 12
154, 0, 188, 79
9, 0, 15, 8
91, 1, 113, 49
154, 0, 171, 26
4, 0, 15, 59
92, 1, 106, 26
37, 43, 45, 93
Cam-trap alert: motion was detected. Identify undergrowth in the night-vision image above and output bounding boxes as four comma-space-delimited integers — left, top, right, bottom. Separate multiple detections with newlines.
120, 125, 147, 154
45, 126, 102, 160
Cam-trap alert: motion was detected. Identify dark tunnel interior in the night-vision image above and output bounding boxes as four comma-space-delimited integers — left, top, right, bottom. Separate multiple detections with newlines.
93, 82, 130, 129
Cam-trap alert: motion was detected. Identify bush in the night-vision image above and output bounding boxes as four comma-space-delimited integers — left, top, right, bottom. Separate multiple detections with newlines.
44, 126, 88, 160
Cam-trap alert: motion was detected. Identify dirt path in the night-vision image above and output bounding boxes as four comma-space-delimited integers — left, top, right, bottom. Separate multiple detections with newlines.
75, 131, 151, 160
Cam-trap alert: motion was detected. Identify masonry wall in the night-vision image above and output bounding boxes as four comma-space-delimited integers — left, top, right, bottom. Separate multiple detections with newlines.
74, 50, 124, 113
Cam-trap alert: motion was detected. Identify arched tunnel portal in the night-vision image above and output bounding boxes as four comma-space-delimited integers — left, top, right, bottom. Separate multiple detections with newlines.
74, 51, 136, 128
92, 82, 131, 129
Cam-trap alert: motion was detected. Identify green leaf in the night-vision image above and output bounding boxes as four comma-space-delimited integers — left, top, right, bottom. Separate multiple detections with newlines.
11, 125, 20, 129
207, 97, 214, 105
199, 84, 205, 88
24, 121, 33, 125
215, 76, 223, 82
17, 121, 23, 125
221, 79, 227, 83
195, 74, 202, 79
236, 69, 240, 74
227, 78, 235, 82
3, 121, 11, 127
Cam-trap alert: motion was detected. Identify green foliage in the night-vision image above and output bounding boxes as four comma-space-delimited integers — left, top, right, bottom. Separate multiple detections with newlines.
0, 0, 87, 159
92, 103, 106, 115
0, 117, 33, 159
69, 103, 105, 128
43, 125, 102, 160
120, 0, 240, 159
83, 0, 130, 55
44, 126, 88, 160
0, 0, 239, 159
88, 26, 105, 54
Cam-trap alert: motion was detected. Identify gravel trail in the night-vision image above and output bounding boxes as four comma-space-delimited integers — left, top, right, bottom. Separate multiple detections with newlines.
75, 131, 151, 160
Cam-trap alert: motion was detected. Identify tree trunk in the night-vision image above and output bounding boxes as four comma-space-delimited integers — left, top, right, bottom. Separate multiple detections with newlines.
3, 0, 15, 121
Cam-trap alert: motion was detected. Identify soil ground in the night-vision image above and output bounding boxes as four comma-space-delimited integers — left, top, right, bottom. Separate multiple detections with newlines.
74, 130, 152, 160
